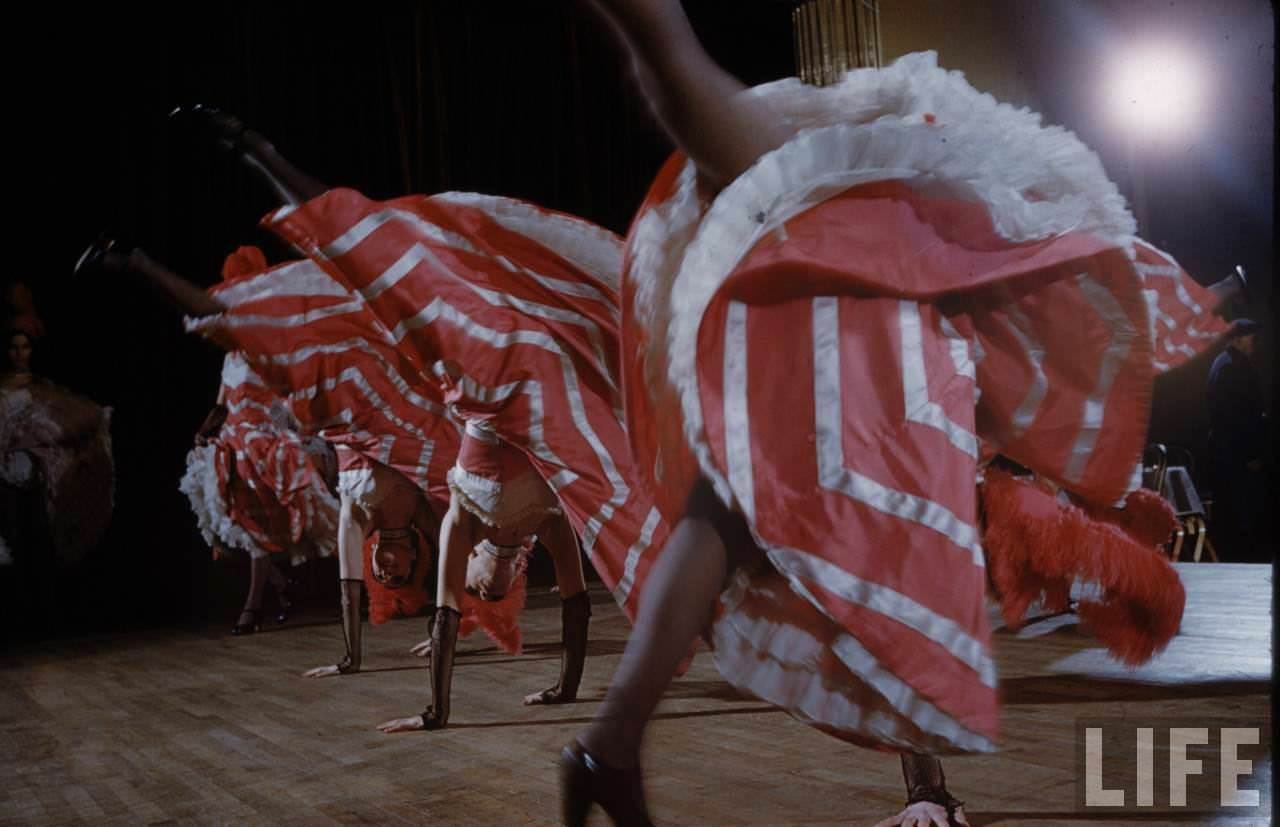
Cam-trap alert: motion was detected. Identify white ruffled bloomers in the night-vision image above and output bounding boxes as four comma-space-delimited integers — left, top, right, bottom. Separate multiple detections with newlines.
181, 441, 339, 564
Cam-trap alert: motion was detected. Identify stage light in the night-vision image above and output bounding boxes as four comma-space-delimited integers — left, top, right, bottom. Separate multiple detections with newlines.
1105, 44, 1205, 139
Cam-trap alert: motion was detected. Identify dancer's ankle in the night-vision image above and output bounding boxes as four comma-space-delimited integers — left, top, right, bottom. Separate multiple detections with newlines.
578, 726, 638, 770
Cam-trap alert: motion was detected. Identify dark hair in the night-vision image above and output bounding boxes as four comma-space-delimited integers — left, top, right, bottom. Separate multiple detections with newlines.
2, 328, 34, 372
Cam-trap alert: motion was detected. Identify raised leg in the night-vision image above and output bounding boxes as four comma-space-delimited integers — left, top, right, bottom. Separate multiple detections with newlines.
82, 244, 226, 320
579, 480, 758, 766
172, 106, 327, 206
589, 0, 794, 191
561, 481, 756, 825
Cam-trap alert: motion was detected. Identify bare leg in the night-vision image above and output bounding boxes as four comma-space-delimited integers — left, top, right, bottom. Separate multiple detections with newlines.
589, 0, 794, 190
242, 554, 272, 615
104, 249, 226, 319
237, 130, 328, 207
577, 480, 758, 767
266, 558, 291, 623
175, 107, 327, 207
231, 551, 270, 635
267, 560, 287, 592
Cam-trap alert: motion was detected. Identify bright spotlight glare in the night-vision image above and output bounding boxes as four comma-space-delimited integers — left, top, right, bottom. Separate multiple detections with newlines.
1106, 45, 1204, 138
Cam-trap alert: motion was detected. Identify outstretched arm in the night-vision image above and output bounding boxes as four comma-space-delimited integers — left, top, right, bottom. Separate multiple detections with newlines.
540, 512, 587, 599
523, 512, 591, 706
379, 496, 472, 734
435, 496, 478, 612
303, 494, 367, 677
408, 495, 477, 656
873, 753, 968, 827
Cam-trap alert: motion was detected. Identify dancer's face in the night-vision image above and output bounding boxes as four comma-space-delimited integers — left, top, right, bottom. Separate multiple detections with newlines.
465, 545, 519, 602
6, 333, 32, 373
371, 536, 415, 588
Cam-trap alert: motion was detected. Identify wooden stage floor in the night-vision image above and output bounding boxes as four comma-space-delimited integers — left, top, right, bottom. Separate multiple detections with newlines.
1, 564, 1270, 826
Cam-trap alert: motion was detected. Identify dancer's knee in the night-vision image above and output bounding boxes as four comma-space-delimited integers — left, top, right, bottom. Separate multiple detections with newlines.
683, 478, 763, 573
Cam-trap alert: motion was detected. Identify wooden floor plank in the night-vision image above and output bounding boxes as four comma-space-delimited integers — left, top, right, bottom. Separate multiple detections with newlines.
0, 565, 1270, 825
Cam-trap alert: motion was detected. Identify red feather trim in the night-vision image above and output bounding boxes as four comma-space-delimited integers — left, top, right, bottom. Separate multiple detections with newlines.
364, 533, 433, 626
458, 568, 529, 656
221, 246, 269, 280
981, 467, 1184, 664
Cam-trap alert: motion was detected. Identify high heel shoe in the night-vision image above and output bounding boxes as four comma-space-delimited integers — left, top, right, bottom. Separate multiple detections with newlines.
231, 608, 261, 636
74, 235, 124, 277
168, 104, 251, 156
271, 582, 293, 625
559, 741, 653, 827
1232, 265, 1253, 303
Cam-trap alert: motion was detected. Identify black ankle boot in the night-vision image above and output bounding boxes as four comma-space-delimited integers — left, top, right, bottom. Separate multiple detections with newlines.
169, 104, 244, 151
559, 741, 653, 827
421, 606, 461, 730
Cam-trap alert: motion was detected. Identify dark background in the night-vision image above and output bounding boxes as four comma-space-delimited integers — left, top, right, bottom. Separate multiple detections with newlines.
1, 1, 1273, 643
1, 1, 798, 642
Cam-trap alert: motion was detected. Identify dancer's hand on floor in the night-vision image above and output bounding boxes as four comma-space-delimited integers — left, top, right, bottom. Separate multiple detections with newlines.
522, 685, 566, 705
302, 664, 343, 678
409, 639, 433, 658
873, 801, 968, 827
377, 715, 426, 734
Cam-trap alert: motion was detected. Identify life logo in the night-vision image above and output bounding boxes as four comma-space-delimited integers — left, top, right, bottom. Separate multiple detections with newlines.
1076, 718, 1271, 816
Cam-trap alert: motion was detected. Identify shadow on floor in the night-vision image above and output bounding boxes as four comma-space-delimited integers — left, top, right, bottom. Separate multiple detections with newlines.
965, 810, 1236, 825
448, 704, 781, 731
1000, 675, 1272, 705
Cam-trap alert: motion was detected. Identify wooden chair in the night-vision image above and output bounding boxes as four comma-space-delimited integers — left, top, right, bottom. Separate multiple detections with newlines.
1143, 444, 1217, 562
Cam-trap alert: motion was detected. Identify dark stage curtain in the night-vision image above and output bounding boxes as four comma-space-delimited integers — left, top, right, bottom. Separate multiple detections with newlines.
4, 1, 794, 641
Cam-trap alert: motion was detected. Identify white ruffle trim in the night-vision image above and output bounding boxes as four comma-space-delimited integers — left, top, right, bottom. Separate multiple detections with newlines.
182, 444, 338, 563
629, 50, 1136, 507
179, 444, 270, 558
337, 466, 379, 505
446, 465, 561, 532
301, 486, 340, 562
430, 192, 624, 294
183, 313, 222, 336
711, 564, 997, 753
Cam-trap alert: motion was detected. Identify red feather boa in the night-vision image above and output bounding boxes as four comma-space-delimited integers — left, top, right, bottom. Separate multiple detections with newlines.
981, 467, 1184, 664
363, 534, 530, 656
